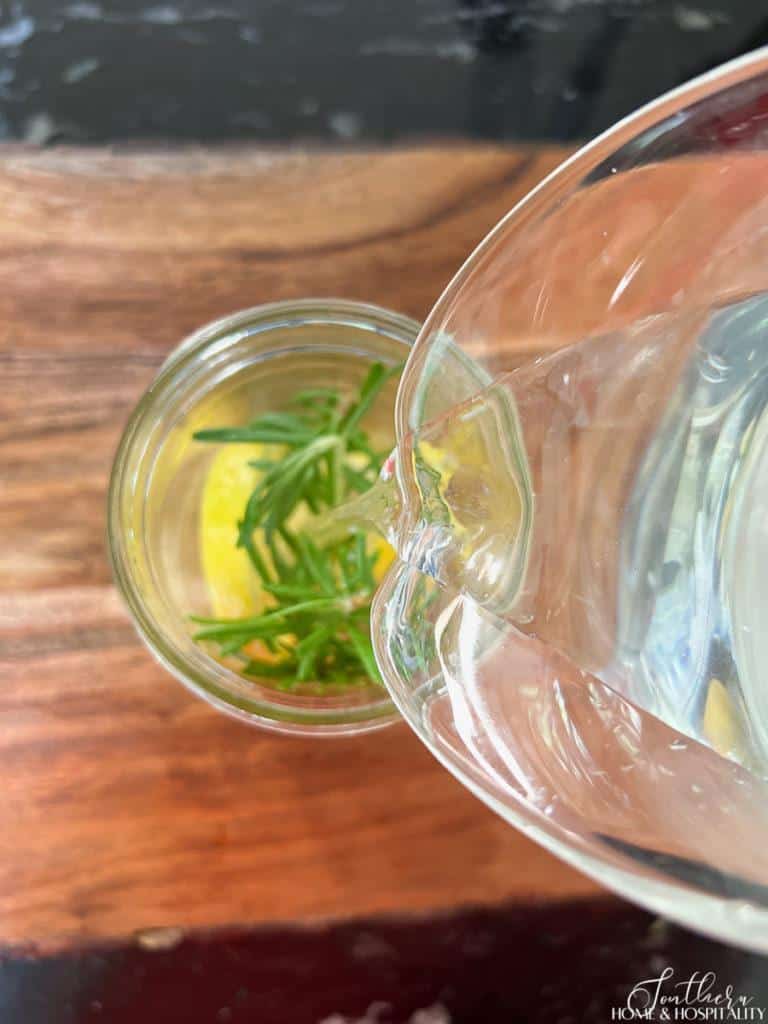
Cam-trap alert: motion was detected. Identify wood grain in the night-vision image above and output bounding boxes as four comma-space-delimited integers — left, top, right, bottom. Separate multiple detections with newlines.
0, 142, 599, 952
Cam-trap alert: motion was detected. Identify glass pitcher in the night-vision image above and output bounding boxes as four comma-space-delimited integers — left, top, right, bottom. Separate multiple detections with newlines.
369, 49, 768, 953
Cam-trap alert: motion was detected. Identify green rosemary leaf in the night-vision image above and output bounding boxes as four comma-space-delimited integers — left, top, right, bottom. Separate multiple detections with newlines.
191, 597, 341, 634
295, 622, 333, 655
265, 530, 291, 579
337, 364, 387, 437
302, 477, 321, 515
343, 465, 372, 493
248, 411, 311, 433
239, 530, 272, 583
242, 657, 295, 679
347, 434, 377, 458
219, 634, 258, 657
348, 626, 381, 684
264, 582, 320, 601
194, 426, 313, 445
291, 388, 339, 407
296, 624, 336, 681
296, 535, 336, 596
328, 444, 345, 508
277, 525, 299, 555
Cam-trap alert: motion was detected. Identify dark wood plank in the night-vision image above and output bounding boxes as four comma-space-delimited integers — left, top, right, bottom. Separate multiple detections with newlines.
0, 143, 598, 951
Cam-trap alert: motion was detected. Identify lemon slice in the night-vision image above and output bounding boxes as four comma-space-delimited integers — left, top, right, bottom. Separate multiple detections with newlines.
371, 533, 396, 581
200, 443, 395, 619
200, 443, 269, 618
703, 677, 745, 761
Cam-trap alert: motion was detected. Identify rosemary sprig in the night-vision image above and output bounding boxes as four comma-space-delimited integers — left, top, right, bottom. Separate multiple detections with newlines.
191, 363, 399, 689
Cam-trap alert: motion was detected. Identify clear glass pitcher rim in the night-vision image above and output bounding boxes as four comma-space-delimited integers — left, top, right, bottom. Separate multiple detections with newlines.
401, 45, 768, 437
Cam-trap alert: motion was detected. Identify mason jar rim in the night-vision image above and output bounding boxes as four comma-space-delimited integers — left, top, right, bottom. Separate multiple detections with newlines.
108, 298, 419, 736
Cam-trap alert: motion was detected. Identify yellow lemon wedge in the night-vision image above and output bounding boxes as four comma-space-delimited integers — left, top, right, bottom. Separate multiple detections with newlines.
703, 677, 745, 760
371, 533, 396, 581
200, 443, 270, 619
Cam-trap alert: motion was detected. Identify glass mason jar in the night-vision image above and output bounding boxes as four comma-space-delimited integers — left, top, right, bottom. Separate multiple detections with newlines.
108, 299, 417, 736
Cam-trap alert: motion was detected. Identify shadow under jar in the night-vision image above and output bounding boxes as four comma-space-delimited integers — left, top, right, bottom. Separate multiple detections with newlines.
108, 299, 418, 736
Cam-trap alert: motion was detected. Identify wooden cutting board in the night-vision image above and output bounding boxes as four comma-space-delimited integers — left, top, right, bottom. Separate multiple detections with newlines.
0, 142, 600, 952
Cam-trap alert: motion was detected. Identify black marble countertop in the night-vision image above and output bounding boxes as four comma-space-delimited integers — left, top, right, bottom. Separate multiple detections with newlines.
0, 0, 764, 144
4, 900, 768, 1024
